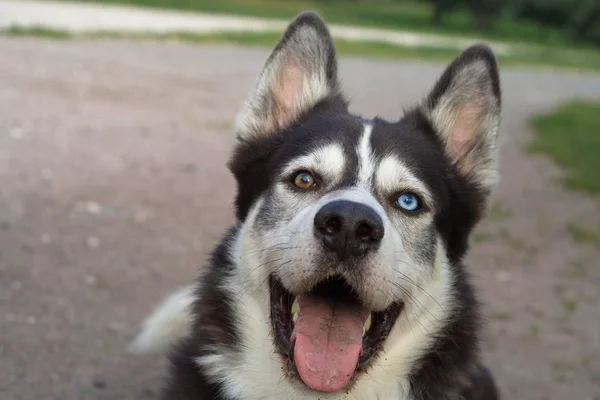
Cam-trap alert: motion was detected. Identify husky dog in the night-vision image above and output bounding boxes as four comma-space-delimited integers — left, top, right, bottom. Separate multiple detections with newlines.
131, 11, 501, 400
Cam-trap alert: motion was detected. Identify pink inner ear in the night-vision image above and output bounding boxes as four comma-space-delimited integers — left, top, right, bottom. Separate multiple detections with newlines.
448, 101, 480, 162
274, 63, 305, 129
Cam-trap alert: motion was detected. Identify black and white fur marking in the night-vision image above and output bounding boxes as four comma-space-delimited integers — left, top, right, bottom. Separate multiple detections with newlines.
132, 11, 501, 400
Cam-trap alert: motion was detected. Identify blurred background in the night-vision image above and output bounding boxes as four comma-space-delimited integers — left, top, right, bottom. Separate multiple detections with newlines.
0, 0, 599, 399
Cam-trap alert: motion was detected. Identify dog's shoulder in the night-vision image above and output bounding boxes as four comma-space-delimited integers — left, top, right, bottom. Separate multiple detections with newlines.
461, 363, 499, 400
161, 338, 228, 400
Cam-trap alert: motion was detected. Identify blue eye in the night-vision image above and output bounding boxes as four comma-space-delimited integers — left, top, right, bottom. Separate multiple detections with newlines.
395, 193, 420, 211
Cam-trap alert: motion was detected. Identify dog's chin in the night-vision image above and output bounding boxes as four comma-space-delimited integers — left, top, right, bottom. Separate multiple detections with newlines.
269, 275, 403, 393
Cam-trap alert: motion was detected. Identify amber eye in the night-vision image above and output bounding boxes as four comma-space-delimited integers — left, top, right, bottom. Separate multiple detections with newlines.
293, 171, 316, 189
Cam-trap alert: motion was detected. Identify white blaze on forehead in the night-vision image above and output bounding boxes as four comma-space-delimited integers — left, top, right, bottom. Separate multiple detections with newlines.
282, 143, 346, 183
376, 156, 433, 205
357, 122, 375, 187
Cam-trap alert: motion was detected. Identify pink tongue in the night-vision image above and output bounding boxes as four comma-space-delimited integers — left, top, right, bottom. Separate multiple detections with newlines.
292, 295, 369, 393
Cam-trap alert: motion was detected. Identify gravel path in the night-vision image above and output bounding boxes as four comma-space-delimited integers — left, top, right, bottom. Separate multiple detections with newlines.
0, 0, 514, 54
0, 38, 600, 400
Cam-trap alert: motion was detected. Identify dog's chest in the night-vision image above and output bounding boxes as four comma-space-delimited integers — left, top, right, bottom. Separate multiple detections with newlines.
213, 361, 414, 400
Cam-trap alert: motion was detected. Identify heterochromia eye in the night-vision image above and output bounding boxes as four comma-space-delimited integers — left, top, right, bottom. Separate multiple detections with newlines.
396, 193, 420, 211
293, 171, 316, 189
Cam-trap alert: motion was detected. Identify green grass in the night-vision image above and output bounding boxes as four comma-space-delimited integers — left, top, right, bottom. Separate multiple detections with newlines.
566, 223, 600, 248
2, 25, 456, 59
561, 258, 588, 278
69, 0, 575, 46
4, 25, 600, 72
497, 227, 528, 251
488, 200, 513, 221
6, 25, 73, 39
529, 101, 600, 194
173, 31, 461, 62
472, 230, 495, 243
561, 297, 579, 313
489, 311, 514, 322
529, 324, 540, 338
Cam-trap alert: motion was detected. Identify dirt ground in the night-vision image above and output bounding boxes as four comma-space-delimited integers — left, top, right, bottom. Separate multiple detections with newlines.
1, 38, 600, 400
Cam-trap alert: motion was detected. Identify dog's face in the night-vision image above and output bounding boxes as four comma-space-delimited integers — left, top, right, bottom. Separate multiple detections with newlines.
226, 12, 500, 395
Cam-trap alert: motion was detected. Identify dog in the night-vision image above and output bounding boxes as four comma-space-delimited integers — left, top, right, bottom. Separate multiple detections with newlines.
131, 11, 501, 400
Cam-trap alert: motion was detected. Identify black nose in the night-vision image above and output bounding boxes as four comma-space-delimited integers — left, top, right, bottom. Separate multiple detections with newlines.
314, 200, 384, 259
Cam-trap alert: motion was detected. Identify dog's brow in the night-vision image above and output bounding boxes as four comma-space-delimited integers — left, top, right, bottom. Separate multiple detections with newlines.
281, 143, 346, 180
375, 156, 433, 204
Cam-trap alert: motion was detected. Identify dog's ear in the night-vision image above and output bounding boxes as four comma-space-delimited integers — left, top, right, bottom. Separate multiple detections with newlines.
235, 11, 342, 141
421, 45, 501, 195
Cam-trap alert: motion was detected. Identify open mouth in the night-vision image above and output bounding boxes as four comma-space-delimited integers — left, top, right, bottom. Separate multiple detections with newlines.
270, 275, 403, 393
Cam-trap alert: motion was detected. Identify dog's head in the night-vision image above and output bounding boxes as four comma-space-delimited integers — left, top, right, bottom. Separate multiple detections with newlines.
227, 12, 500, 394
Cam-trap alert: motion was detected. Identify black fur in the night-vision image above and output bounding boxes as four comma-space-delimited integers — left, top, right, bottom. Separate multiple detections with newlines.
159, 11, 501, 400
228, 96, 349, 221
408, 264, 484, 399
161, 228, 240, 399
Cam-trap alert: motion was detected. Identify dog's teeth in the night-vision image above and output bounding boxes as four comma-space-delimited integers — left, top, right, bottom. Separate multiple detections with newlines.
362, 326, 366, 337
364, 314, 372, 332
291, 298, 300, 315
293, 312, 299, 324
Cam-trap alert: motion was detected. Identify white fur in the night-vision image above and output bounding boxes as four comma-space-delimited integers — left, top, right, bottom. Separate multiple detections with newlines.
282, 143, 346, 185
131, 33, 500, 398
191, 184, 453, 399
357, 122, 375, 187
375, 155, 433, 206
242, 183, 430, 311
133, 127, 456, 399
129, 285, 196, 355
135, 247, 452, 400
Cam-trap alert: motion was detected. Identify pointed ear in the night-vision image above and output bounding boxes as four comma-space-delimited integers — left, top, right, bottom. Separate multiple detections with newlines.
421, 45, 501, 195
235, 11, 343, 141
